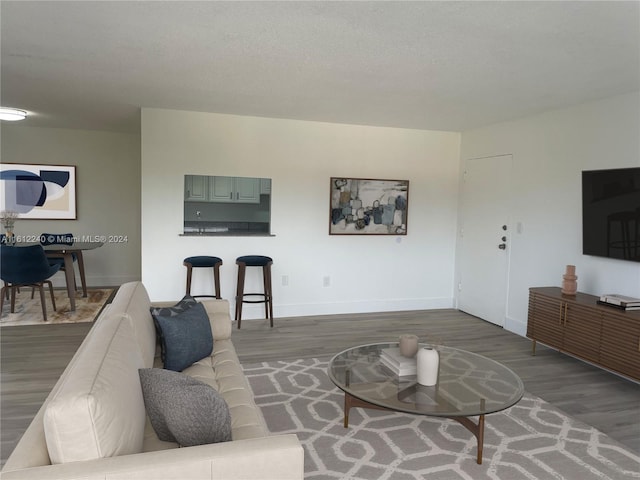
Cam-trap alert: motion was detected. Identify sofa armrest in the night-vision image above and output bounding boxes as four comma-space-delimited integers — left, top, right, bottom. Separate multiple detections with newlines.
198, 299, 232, 341
1, 434, 303, 480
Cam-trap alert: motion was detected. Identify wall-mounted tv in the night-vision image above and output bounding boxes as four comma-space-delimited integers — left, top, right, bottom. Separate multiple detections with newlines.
582, 167, 640, 262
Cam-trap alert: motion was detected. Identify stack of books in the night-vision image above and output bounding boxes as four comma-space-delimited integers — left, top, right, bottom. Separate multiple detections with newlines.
598, 294, 640, 311
379, 348, 417, 376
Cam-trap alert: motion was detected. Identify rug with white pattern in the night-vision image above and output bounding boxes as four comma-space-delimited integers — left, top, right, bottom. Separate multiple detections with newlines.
243, 357, 639, 480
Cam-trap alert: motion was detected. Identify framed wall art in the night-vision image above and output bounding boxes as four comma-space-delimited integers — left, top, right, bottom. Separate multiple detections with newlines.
329, 177, 409, 235
0, 163, 77, 219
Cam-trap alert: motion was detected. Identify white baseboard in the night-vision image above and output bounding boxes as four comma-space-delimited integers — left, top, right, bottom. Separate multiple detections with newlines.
49, 275, 140, 289
505, 315, 527, 337
236, 297, 455, 320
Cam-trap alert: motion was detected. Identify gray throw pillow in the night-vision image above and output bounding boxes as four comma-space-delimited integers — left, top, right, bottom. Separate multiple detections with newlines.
153, 302, 213, 371
138, 368, 232, 446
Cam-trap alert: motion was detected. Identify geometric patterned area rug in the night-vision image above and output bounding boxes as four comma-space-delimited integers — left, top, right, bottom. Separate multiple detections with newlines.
0, 288, 115, 326
243, 358, 640, 480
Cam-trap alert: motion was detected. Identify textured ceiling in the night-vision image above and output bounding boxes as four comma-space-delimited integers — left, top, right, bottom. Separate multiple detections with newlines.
1, 1, 639, 134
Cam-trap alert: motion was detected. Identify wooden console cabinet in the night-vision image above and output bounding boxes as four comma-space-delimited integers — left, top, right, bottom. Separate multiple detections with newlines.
527, 287, 640, 381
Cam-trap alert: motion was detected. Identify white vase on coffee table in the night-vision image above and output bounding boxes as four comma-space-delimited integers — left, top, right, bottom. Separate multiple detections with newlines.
417, 347, 439, 386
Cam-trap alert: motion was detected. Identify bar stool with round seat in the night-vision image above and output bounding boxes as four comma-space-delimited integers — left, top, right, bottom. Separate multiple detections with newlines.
235, 255, 273, 329
183, 256, 223, 299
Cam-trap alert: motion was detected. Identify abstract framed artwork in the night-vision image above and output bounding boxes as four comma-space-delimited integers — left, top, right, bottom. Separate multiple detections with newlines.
0, 163, 77, 219
329, 177, 409, 235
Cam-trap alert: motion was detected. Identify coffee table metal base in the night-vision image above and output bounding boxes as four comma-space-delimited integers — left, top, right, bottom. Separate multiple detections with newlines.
343, 391, 486, 465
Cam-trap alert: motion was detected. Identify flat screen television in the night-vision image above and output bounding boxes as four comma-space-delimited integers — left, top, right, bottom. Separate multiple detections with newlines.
582, 167, 640, 262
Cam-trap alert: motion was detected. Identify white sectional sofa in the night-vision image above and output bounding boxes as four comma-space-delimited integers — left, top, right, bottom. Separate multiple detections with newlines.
2, 281, 304, 480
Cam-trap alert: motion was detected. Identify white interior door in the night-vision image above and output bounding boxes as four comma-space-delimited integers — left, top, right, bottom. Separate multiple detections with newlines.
457, 155, 512, 326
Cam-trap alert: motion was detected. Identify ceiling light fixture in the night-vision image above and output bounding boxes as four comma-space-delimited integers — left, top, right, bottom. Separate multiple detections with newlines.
0, 108, 27, 121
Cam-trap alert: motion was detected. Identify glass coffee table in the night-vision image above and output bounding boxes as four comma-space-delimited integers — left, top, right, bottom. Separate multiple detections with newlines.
327, 343, 524, 464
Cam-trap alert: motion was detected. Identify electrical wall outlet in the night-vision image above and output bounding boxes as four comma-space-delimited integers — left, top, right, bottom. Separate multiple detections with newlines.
323, 276, 331, 287
281, 275, 289, 287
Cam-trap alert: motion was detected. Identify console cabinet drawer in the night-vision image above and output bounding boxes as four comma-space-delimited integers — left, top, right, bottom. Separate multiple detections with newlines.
600, 315, 640, 379
563, 303, 602, 362
527, 287, 640, 381
527, 293, 564, 349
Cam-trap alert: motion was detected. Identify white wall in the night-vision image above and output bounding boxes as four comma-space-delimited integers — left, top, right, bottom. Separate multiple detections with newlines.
1, 125, 141, 287
459, 92, 640, 336
6, 94, 635, 330
141, 109, 461, 318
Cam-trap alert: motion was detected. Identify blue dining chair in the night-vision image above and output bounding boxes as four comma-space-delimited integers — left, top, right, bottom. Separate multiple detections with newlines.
40, 232, 80, 290
0, 245, 61, 322
0, 234, 7, 301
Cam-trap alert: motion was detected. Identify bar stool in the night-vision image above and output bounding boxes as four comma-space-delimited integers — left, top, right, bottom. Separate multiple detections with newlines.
235, 255, 273, 329
183, 256, 223, 299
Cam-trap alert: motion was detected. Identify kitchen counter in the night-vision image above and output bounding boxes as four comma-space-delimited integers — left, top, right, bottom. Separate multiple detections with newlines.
182, 221, 272, 236
180, 232, 275, 237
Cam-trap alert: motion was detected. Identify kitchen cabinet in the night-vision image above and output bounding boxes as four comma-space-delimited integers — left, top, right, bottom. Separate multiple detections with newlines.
185, 176, 261, 203
208, 176, 260, 204
184, 175, 208, 201
260, 178, 272, 194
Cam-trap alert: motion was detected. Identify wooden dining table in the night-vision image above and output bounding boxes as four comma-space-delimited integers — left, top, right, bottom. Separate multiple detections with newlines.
41, 241, 104, 311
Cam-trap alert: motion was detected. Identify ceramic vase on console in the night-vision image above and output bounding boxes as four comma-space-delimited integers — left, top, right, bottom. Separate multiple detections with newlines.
417, 347, 439, 386
399, 334, 419, 357
561, 265, 578, 295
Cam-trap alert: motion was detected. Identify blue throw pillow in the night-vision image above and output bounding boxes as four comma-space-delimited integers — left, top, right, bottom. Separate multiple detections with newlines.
150, 296, 199, 362
150, 295, 198, 317
153, 302, 213, 372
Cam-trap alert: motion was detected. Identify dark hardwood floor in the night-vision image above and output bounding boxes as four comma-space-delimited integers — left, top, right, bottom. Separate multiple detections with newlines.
2, 308, 639, 467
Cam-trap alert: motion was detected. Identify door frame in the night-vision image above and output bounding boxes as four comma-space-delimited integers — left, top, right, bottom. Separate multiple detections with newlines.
455, 154, 514, 327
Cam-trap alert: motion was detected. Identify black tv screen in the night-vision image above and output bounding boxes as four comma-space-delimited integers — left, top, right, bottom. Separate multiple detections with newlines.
582, 167, 640, 262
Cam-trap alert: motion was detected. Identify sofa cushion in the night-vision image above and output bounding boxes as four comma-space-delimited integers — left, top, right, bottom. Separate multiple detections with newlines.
139, 368, 232, 446
153, 302, 213, 371
43, 315, 146, 464
210, 339, 269, 439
